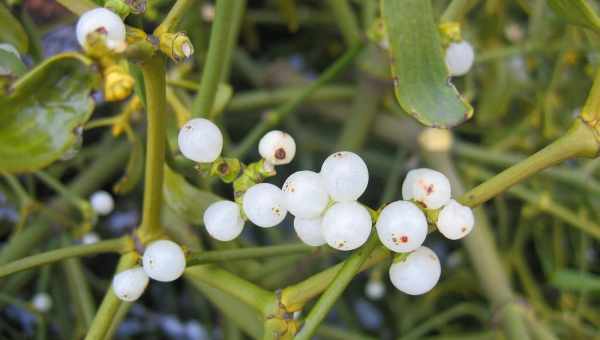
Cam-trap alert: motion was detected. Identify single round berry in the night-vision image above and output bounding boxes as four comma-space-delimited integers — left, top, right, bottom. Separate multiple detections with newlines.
402, 168, 451, 209
90, 190, 114, 216
203, 200, 245, 241
32, 292, 52, 312
436, 199, 474, 240
376, 201, 428, 253
76, 8, 126, 50
294, 216, 326, 246
365, 280, 386, 300
320, 151, 369, 202
258, 130, 296, 165
142, 240, 186, 282
389, 246, 441, 295
282, 171, 329, 218
321, 201, 372, 251
445, 41, 475, 77
178, 118, 223, 163
82, 232, 100, 245
243, 183, 287, 228
112, 266, 149, 302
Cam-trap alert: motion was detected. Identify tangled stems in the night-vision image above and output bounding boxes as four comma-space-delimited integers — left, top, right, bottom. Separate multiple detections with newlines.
0, 236, 132, 278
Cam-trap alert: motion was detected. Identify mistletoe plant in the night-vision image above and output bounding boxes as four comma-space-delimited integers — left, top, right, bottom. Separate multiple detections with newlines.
1, 0, 600, 339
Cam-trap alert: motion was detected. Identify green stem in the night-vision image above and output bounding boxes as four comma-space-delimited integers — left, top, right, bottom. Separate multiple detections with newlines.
103, 303, 132, 340
191, 0, 241, 117
0, 237, 131, 278
84, 252, 137, 340
581, 68, 600, 136
62, 255, 96, 328
185, 265, 274, 313
187, 243, 313, 266
326, 0, 361, 46
460, 118, 599, 208
231, 43, 364, 158
154, 0, 196, 36
440, 0, 480, 22
55, 0, 97, 15
220, 0, 247, 83
464, 165, 600, 240
138, 56, 167, 239
34, 171, 88, 210
294, 236, 379, 340
281, 245, 389, 312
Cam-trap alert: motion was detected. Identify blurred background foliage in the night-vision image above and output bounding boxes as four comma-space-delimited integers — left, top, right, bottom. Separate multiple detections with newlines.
0, 0, 599, 339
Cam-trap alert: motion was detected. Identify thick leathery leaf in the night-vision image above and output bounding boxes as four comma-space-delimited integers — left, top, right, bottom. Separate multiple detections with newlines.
0, 4, 28, 53
551, 270, 600, 292
380, 0, 473, 128
0, 53, 95, 173
548, 0, 600, 32
163, 165, 221, 224
0, 49, 26, 77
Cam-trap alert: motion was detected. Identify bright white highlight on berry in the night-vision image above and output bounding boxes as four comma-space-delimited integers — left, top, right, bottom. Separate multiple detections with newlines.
445, 41, 475, 77
365, 280, 386, 300
90, 190, 114, 216
76, 8, 126, 50
436, 199, 474, 240
178, 118, 223, 163
203, 200, 245, 241
321, 201, 372, 251
282, 171, 329, 218
320, 151, 369, 202
32, 293, 52, 312
82, 232, 100, 245
112, 266, 149, 302
376, 201, 428, 253
293, 216, 326, 246
243, 183, 287, 228
258, 130, 296, 165
402, 168, 451, 209
142, 240, 186, 282
389, 246, 441, 295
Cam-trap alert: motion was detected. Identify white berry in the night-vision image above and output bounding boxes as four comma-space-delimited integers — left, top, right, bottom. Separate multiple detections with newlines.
203, 200, 245, 241
282, 171, 329, 218
436, 199, 474, 240
445, 41, 475, 77
389, 246, 441, 295
365, 280, 386, 300
320, 151, 369, 202
258, 130, 296, 165
243, 183, 287, 228
112, 266, 149, 301
90, 190, 114, 216
32, 293, 52, 312
76, 8, 126, 51
142, 240, 186, 282
82, 232, 101, 245
178, 118, 223, 163
402, 168, 451, 209
321, 201, 372, 251
376, 201, 428, 253
293, 216, 326, 246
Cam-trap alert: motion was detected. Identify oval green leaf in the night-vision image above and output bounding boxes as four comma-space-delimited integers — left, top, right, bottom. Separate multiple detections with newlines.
163, 165, 222, 224
0, 4, 28, 53
380, 0, 473, 128
0, 53, 95, 173
548, 0, 600, 32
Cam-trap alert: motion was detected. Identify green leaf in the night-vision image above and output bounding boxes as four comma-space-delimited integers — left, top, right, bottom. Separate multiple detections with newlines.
548, 0, 600, 32
0, 53, 95, 174
163, 165, 221, 224
551, 270, 600, 292
0, 4, 28, 53
380, 0, 473, 128
0, 49, 26, 77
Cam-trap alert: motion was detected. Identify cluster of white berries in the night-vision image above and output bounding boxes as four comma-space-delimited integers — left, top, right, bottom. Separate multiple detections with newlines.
176, 117, 475, 296
76, 8, 126, 51
445, 40, 475, 77
112, 240, 186, 301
